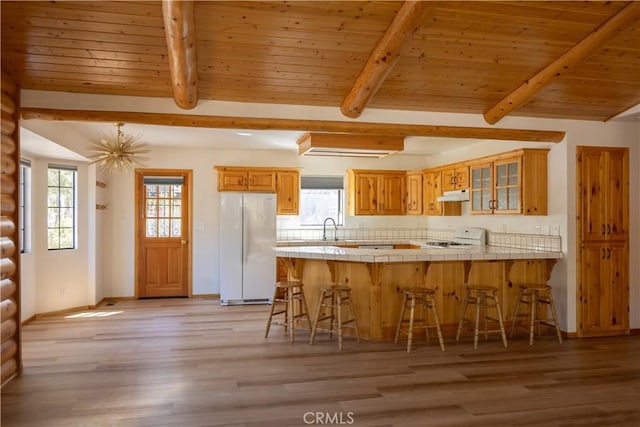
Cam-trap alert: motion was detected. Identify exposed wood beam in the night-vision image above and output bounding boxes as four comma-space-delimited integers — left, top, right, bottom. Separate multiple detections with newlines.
484, 1, 640, 125
162, 0, 199, 110
340, 1, 433, 119
20, 107, 565, 143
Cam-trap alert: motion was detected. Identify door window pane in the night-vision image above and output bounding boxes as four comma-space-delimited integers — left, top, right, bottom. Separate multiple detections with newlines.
144, 179, 183, 238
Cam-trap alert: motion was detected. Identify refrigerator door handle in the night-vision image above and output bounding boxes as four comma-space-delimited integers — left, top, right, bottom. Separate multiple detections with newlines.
242, 204, 247, 265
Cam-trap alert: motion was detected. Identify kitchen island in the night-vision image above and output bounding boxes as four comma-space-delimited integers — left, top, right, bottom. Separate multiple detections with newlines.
273, 245, 562, 340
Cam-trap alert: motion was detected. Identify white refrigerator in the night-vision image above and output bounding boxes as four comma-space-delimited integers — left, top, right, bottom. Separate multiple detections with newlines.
219, 193, 276, 305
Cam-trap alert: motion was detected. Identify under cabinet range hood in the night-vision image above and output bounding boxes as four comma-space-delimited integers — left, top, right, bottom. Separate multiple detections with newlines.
437, 189, 470, 202
297, 132, 404, 158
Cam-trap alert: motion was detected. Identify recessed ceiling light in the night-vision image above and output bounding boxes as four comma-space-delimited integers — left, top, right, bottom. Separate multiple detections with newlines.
235, 132, 253, 136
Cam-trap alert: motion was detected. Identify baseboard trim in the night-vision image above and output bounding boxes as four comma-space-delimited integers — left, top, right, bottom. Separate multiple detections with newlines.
630, 328, 640, 336
32, 305, 94, 319
21, 314, 38, 326
193, 294, 220, 300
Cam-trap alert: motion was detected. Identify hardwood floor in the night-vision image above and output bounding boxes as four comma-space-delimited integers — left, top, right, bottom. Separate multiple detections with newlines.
2, 298, 639, 426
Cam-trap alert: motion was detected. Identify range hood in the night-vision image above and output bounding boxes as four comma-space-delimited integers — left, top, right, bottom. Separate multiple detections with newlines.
297, 132, 404, 158
437, 189, 470, 202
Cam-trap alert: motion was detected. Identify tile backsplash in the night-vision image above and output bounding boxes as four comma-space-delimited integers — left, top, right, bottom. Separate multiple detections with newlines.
277, 227, 562, 252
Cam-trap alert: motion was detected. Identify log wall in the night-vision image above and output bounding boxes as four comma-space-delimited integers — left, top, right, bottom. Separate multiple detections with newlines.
1, 70, 21, 385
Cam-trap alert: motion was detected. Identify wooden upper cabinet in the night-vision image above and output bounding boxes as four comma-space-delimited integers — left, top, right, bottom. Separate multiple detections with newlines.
469, 149, 548, 215
441, 166, 469, 191
380, 173, 406, 215
217, 168, 249, 191
276, 170, 299, 215
347, 170, 406, 215
248, 170, 277, 192
406, 171, 423, 215
578, 147, 629, 242
423, 170, 461, 216
216, 166, 276, 192
216, 166, 300, 214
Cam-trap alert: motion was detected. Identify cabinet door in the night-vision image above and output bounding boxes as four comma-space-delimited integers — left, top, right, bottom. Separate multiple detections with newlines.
218, 170, 247, 191
423, 171, 442, 216
470, 163, 493, 214
248, 171, 277, 192
579, 149, 607, 241
406, 172, 423, 215
454, 167, 469, 189
380, 174, 406, 215
494, 157, 521, 213
276, 171, 299, 215
580, 242, 629, 336
353, 173, 379, 215
441, 168, 456, 192
605, 149, 628, 241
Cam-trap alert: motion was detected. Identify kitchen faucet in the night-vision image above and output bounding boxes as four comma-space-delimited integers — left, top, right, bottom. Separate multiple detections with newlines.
322, 217, 338, 241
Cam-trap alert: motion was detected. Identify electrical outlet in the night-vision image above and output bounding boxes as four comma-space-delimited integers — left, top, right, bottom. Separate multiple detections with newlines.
551, 224, 560, 235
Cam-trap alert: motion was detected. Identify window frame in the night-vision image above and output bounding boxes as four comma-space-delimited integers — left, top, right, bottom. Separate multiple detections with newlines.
19, 159, 31, 253
47, 164, 77, 250
298, 176, 345, 227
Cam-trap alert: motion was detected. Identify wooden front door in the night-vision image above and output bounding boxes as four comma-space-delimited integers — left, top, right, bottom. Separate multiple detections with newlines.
136, 169, 191, 298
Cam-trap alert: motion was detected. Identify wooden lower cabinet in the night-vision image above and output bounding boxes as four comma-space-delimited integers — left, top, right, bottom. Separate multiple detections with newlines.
285, 258, 555, 340
579, 242, 629, 336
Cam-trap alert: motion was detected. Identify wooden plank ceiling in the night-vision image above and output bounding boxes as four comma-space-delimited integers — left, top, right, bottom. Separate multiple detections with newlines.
1, 1, 639, 123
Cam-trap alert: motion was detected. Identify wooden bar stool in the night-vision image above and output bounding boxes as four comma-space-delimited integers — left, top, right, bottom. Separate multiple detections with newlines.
456, 285, 508, 349
264, 281, 311, 342
510, 283, 563, 345
309, 286, 360, 351
394, 288, 445, 353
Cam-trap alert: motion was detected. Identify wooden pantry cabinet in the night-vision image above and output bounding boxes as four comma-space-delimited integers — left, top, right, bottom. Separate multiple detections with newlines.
577, 146, 629, 337
469, 149, 548, 215
347, 169, 406, 215
215, 166, 300, 215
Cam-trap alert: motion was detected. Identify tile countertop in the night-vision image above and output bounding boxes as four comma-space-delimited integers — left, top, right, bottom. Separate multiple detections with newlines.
277, 239, 423, 246
272, 245, 563, 263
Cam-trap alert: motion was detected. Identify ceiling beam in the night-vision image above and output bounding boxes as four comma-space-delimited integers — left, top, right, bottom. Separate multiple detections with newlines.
162, 0, 199, 110
21, 107, 565, 143
484, 1, 640, 125
340, 1, 433, 119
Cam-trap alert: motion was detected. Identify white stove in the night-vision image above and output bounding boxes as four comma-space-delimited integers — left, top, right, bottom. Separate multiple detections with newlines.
422, 227, 486, 248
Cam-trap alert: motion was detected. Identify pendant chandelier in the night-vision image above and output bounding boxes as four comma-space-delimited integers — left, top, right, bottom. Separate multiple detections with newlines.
88, 123, 150, 174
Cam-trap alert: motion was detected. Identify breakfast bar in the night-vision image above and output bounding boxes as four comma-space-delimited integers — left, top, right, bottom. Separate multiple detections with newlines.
273, 245, 562, 341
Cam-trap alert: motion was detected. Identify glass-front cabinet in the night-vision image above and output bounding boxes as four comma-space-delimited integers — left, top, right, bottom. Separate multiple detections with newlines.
470, 156, 523, 214
494, 157, 521, 213
470, 162, 493, 213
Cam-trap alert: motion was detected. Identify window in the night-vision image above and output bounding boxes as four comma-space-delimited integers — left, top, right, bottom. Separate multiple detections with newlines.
299, 176, 344, 226
143, 176, 184, 238
47, 165, 77, 250
19, 160, 31, 253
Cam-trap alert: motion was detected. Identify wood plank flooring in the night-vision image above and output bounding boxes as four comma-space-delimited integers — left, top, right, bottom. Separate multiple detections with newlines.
2, 298, 639, 426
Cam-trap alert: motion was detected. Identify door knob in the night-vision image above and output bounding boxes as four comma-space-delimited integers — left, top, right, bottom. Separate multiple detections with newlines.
181, 240, 188, 244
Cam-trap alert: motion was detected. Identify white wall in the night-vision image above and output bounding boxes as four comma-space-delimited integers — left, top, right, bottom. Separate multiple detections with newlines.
102, 148, 431, 297
19, 156, 100, 317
